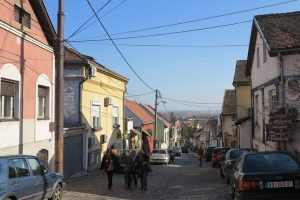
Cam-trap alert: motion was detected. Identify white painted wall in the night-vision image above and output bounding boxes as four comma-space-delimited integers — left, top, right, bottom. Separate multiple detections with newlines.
251, 34, 279, 88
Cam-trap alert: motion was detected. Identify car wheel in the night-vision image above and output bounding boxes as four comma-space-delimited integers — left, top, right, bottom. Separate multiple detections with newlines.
51, 184, 62, 200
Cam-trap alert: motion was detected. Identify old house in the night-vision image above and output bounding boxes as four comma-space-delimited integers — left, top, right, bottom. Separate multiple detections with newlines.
233, 60, 252, 148
124, 99, 154, 155
64, 47, 128, 171
245, 12, 300, 158
0, 0, 56, 170
220, 90, 237, 148
142, 104, 171, 149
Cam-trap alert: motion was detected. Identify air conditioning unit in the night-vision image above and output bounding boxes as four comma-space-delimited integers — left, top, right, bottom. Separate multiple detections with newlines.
90, 66, 97, 77
104, 97, 113, 106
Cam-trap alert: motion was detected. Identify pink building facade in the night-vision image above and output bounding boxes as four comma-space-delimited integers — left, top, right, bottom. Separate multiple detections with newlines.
0, 0, 56, 170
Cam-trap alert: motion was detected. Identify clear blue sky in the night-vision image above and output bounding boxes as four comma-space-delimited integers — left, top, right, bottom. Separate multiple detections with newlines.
44, 0, 299, 112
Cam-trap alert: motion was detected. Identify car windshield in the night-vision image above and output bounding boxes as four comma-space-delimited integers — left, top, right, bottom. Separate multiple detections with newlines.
173, 147, 180, 150
244, 153, 300, 173
230, 150, 248, 160
153, 150, 166, 154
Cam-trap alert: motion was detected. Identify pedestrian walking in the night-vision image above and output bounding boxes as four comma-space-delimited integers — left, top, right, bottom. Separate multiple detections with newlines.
124, 150, 138, 189
137, 149, 150, 191
101, 148, 119, 190
197, 147, 204, 167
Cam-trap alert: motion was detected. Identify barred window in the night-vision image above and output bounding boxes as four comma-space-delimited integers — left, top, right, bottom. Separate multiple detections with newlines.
14, 5, 31, 29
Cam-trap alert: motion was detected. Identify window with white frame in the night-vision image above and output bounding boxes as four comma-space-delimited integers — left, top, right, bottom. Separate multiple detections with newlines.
0, 79, 17, 119
91, 102, 101, 130
269, 89, 277, 109
112, 106, 119, 127
256, 47, 260, 68
38, 86, 49, 119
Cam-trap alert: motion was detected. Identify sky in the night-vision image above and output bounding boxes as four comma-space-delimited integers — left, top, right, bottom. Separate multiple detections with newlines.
44, 0, 299, 112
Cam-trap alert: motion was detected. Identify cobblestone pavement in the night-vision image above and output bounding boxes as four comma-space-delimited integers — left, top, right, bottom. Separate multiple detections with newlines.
63, 153, 232, 200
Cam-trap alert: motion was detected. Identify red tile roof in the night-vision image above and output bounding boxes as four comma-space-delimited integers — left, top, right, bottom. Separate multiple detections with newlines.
143, 105, 171, 128
124, 99, 154, 124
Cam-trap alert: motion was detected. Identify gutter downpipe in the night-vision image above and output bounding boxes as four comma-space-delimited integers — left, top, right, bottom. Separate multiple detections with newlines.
79, 59, 90, 172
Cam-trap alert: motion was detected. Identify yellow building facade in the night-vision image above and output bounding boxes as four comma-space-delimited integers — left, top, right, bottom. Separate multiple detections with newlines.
82, 61, 128, 170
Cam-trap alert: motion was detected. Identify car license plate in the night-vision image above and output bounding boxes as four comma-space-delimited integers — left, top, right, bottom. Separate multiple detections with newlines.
265, 181, 293, 188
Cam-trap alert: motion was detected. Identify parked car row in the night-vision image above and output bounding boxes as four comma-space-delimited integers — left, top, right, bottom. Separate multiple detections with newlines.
206, 147, 300, 200
150, 147, 186, 165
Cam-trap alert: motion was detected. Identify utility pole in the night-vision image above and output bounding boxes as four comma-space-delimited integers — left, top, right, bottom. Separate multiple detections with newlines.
55, 0, 64, 174
154, 89, 158, 149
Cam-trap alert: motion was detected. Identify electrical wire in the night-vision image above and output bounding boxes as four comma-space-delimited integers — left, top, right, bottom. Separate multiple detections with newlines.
125, 91, 155, 97
68, 20, 252, 43
85, 0, 155, 92
66, 0, 113, 40
73, 0, 129, 38
71, 0, 297, 40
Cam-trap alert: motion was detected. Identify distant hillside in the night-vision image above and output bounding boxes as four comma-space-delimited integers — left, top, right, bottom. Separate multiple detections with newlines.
160, 110, 220, 121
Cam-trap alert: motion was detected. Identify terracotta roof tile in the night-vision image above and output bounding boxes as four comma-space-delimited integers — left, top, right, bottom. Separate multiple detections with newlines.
221, 90, 236, 115
142, 105, 171, 128
124, 99, 154, 124
256, 11, 300, 51
233, 60, 250, 85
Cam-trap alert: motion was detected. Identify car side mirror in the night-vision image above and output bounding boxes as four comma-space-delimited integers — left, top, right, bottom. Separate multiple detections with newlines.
41, 165, 48, 175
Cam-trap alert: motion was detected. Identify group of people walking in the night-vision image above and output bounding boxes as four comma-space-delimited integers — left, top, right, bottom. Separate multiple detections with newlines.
101, 148, 150, 191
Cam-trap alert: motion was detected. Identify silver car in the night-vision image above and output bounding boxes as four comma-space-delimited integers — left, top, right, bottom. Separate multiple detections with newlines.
0, 155, 65, 200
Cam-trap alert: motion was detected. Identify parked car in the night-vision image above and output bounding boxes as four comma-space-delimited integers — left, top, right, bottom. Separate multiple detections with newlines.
204, 146, 216, 161
173, 146, 182, 157
0, 155, 65, 200
168, 149, 175, 162
181, 146, 188, 154
220, 148, 250, 184
230, 152, 300, 200
150, 149, 170, 165
211, 147, 229, 167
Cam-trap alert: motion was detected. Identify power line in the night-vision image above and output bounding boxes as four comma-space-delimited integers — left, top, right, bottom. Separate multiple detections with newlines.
66, 0, 113, 40
162, 96, 222, 105
67, 42, 249, 48
71, 0, 297, 39
125, 91, 155, 97
85, 0, 155, 92
67, 20, 252, 43
74, 0, 129, 37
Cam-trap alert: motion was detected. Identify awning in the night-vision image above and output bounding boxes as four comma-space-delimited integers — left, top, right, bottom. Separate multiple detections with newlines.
235, 116, 251, 125
142, 130, 151, 137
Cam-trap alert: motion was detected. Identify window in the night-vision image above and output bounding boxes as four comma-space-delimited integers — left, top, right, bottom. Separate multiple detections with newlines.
8, 158, 30, 178
100, 134, 107, 143
269, 89, 277, 109
14, 5, 31, 29
256, 47, 260, 68
27, 158, 42, 176
0, 79, 16, 119
38, 86, 49, 119
255, 95, 259, 125
112, 106, 119, 127
91, 102, 101, 129
263, 43, 267, 63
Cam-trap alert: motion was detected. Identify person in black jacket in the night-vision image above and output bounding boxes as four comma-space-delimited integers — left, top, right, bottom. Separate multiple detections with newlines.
101, 148, 119, 190
137, 149, 150, 191
124, 151, 138, 189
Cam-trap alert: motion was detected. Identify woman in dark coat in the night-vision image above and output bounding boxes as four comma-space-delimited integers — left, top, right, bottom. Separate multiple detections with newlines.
101, 149, 119, 190
124, 151, 138, 188
137, 149, 150, 191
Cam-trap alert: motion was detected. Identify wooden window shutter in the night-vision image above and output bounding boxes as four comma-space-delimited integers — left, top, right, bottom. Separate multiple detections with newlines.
38, 86, 48, 98
1, 81, 15, 97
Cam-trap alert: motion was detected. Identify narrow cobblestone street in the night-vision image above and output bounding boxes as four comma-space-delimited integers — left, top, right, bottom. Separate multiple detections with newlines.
63, 153, 232, 200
